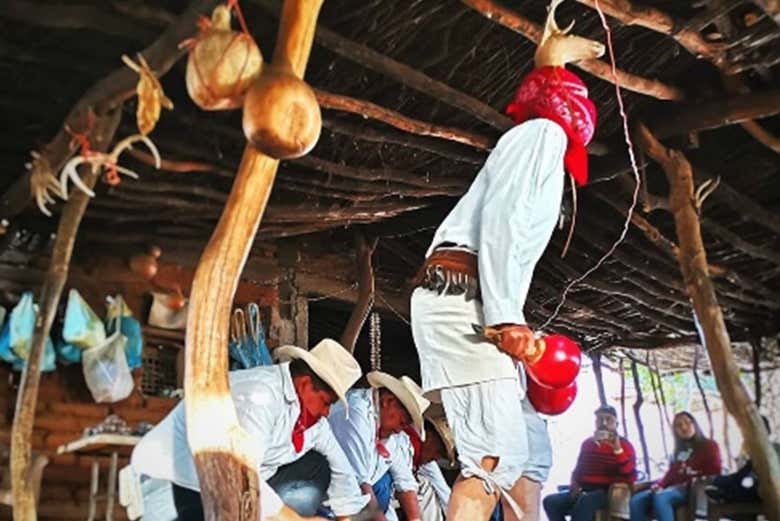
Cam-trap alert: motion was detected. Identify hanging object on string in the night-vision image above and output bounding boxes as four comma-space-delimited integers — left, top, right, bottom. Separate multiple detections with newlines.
369, 311, 382, 372
122, 53, 174, 135
536, 0, 644, 330
181, 2, 263, 111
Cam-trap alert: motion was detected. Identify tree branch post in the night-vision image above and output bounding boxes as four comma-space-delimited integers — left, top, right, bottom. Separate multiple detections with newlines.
340, 232, 378, 352
635, 122, 780, 521
183, 1, 324, 519
631, 360, 652, 479
10, 108, 121, 521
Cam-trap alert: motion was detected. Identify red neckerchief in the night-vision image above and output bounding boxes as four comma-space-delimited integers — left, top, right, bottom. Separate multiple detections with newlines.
292, 399, 319, 453
376, 438, 391, 459
403, 425, 423, 470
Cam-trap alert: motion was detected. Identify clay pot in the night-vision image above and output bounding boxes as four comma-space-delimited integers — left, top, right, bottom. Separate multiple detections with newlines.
185, 5, 263, 110
527, 377, 577, 416
166, 286, 187, 311
129, 245, 161, 280
526, 334, 582, 389
242, 63, 321, 159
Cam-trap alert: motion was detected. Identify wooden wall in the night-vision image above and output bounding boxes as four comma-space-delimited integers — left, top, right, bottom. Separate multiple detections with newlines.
0, 364, 178, 520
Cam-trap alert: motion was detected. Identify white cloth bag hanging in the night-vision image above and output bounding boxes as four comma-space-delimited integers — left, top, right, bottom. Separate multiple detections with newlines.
147, 291, 188, 330
81, 318, 134, 403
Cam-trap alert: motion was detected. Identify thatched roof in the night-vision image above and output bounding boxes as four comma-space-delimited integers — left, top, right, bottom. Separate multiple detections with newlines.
1, 0, 778, 369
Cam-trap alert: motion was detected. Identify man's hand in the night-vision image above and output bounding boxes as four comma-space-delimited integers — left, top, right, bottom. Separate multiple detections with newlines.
569, 482, 582, 498
493, 324, 535, 360
651, 483, 662, 493
609, 432, 623, 453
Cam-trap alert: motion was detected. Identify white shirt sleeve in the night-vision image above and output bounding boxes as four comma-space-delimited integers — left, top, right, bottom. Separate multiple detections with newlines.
328, 391, 377, 486
417, 461, 451, 508
388, 433, 418, 493
312, 420, 371, 516
477, 119, 567, 326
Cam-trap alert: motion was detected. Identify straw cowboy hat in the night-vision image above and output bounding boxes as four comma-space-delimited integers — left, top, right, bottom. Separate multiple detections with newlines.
367, 371, 430, 438
425, 406, 456, 467
275, 338, 362, 407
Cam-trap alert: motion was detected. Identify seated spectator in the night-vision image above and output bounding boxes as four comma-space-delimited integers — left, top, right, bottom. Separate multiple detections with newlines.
706, 415, 779, 504
630, 411, 721, 521
544, 405, 636, 521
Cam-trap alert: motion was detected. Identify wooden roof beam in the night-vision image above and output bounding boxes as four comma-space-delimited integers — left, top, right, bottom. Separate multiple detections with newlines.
573, 0, 729, 69
460, 0, 685, 100
0, 0, 223, 223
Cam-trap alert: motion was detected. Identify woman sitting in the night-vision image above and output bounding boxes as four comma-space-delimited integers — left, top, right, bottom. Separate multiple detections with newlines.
630, 411, 721, 521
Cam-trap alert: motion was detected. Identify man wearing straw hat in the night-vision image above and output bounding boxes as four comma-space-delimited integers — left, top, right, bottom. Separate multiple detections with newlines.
128, 338, 369, 521
401, 408, 456, 521
329, 371, 431, 521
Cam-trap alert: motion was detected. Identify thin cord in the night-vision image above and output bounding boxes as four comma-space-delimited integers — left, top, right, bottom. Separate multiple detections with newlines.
540, 0, 642, 331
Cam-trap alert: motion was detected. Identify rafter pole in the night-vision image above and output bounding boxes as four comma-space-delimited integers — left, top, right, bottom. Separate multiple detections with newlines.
460, 0, 685, 100
573, 0, 728, 68
0, 0, 222, 223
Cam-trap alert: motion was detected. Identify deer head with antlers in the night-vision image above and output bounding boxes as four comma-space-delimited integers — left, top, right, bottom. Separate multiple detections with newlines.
534, 0, 605, 68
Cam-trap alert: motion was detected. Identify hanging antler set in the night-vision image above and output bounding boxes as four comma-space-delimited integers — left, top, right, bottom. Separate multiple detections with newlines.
30, 52, 170, 216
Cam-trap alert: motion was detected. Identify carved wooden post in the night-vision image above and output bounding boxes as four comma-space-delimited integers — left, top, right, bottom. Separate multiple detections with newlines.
183, 1, 324, 519
631, 361, 651, 479
340, 233, 377, 352
10, 108, 121, 521
636, 122, 780, 521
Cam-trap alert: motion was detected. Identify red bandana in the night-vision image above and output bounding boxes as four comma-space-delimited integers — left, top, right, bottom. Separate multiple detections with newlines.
505, 66, 596, 186
403, 425, 423, 470
292, 400, 319, 453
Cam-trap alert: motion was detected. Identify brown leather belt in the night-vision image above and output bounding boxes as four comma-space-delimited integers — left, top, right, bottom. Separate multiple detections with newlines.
413, 248, 480, 301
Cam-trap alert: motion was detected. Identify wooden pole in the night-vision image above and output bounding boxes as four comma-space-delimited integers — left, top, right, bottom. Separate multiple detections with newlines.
631, 360, 651, 479
183, 1, 323, 519
10, 108, 121, 521
619, 358, 628, 437
692, 343, 715, 439
653, 356, 672, 428
339, 233, 377, 352
591, 352, 607, 407
751, 340, 762, 408
635, 122, 780, 521
647, 353, 669, 460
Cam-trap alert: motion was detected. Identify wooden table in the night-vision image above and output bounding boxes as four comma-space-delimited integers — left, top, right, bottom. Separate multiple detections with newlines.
57, 434, 142, 521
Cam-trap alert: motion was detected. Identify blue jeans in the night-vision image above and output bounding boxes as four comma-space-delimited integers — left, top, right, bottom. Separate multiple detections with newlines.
630, 486, 688, 521
139, 451, 331, 520
543, 488, 608, 521
372, 470, 394, 514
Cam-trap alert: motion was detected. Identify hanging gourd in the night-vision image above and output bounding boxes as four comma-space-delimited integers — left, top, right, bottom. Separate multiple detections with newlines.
183, 4, 263, 111
242, 60, 321, 159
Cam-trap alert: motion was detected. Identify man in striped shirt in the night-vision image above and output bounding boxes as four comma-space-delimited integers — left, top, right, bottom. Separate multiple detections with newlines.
543, 405, 636, 521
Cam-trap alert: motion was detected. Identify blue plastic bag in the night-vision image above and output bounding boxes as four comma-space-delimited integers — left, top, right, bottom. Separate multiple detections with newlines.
63, 289, 106, 349
11, 337, 56, 372
228, 304, 272, 370
55, 336, 82, 364
9, 292, 36, 359
0, 318, 22, 364
106, 295, 144, 369
246, 303, 273, 366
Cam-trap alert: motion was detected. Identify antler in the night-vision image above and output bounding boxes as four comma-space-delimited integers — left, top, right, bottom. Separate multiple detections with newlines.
535, 0, 605, 68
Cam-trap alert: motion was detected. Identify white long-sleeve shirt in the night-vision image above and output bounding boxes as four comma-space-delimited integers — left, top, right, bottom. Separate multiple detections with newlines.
328, 389, 419, 493
131, 363, 368, 517
426, 118, 567, 326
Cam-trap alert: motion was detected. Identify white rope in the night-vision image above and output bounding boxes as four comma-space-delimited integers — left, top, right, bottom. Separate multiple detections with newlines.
540, 0, 642, 330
